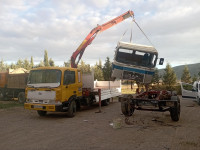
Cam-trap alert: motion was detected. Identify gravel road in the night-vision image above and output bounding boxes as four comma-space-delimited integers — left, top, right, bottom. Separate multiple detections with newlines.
0, 97, 200, 150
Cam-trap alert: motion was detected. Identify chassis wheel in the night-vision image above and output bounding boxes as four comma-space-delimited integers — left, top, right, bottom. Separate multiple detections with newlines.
37, 110, 47, 116
18, 92, 25, 103
121, 99, 134, 117
170, 98, 180, 121
102, 98, 110, 106
67, 100, 76, 117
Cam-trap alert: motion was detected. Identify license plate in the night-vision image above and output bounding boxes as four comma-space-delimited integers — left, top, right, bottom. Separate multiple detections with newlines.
33, 105, 43, 109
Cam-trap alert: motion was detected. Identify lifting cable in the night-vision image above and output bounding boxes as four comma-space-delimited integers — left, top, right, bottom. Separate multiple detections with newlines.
119, 18, 156, 48
133, 19, 156, 48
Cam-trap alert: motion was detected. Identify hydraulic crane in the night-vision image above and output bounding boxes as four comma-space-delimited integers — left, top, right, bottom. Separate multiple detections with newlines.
71, 10, 134, 68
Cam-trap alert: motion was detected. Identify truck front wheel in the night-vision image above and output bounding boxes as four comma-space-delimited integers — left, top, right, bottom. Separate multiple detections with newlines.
37, 110, 47, 116
18, 92, 25, 103
67, 100, 76, 117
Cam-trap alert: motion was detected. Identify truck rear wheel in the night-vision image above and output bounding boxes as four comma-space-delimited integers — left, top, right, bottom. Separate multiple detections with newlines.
67, 100, 76, 117
37, 110, 47, 116
18, 92, 25, 103
102, 98, 110, 106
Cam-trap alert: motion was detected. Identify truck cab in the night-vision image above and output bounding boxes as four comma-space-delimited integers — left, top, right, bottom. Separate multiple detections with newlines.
24, 67, 82, 117
181, 81, 200, 105
111, 41, 158, 83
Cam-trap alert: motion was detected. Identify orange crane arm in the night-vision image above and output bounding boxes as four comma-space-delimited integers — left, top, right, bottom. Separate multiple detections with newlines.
71, 10, 134, 68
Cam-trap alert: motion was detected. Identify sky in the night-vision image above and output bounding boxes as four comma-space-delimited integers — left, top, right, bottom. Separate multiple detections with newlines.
0, 0, 200, 68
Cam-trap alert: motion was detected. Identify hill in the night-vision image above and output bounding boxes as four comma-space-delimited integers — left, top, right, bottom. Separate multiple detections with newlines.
159, 63, 200, 80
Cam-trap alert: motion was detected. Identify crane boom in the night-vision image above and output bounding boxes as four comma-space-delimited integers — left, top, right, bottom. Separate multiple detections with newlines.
71, 10, 134, 68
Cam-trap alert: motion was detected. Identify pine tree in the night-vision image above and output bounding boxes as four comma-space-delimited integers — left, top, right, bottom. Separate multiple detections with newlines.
16, 59, 23, 68
94, 59, 104, 81
30, 56, 34, 68
181, 65, 191, 83
162, 63, 177, 90
23, 59, 30, 70
44, 50, 49, 66
192, 74, 197, 83
64, 60, 71, 67
49, 58, 55, 67
0, 59, 6, 71
78, 60, 91, 73
103, 57, 112, 81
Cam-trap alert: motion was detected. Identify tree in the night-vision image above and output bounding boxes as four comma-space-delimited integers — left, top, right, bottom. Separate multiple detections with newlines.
151, 68, 160, 85
192, 74, 197, 83
23, 59, 30, 70
37, 60, 44, 67
198, 72, 200, 80
30, 56, 34, 68
64, 60, 71, 67
10, 63, 16, 69
181, 65, 191, 83
16, 59, 23, 68
44, 50, 49, 66
103, 57, 112, 81
93, 59, 104, 81
78, 60, 91, 73
49, 58, 55, 67
162, 63, 177, 90
0, 59, 6, 71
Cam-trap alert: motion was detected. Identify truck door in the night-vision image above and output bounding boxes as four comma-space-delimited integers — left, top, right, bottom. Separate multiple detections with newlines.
62, 70, 77, 101
181, 82, 198, 100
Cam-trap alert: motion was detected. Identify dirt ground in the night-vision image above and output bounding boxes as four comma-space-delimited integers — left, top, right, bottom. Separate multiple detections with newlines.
0, 97, 200, 150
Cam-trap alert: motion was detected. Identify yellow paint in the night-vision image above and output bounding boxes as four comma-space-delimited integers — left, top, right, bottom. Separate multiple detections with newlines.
25, 67, 83, 112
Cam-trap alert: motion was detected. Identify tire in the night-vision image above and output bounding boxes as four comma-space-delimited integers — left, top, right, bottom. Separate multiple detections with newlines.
170, 102, 180, 121
18, 92, 25, 104
121, 99, 134, 117
67, 100, 76, 117
101, 98, 110, 106
37, 110, 47, 116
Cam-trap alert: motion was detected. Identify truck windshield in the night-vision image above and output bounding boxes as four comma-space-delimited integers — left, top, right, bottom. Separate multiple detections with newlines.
116, 48, 157, 68
28, 69, 61, 87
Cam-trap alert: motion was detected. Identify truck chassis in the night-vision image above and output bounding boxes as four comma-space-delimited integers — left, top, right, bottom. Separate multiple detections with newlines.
120, 90, 180, 121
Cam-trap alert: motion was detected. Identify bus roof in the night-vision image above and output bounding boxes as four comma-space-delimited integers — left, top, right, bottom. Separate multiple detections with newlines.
117, 41, 158, 54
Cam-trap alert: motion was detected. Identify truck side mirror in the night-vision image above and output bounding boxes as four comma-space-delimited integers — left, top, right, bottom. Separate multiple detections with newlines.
159, 58, 164, 65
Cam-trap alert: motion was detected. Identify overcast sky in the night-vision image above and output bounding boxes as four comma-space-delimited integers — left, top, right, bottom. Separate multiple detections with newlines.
0, 0, 199, 68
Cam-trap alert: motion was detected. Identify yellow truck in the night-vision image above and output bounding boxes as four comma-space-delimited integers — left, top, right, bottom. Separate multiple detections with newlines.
24, 67, 121, 117
0, 71, 28, 103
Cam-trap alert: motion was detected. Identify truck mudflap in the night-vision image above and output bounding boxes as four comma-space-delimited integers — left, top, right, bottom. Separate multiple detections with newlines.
24, 103, 63, 112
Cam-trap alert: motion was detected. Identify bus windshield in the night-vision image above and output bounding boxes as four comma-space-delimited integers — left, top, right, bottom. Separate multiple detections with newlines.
27, 69, 61, 87
116, 48, 157, 68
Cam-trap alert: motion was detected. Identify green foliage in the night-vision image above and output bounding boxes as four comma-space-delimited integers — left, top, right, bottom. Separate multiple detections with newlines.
93, 59, 104, 81
102, 57, 112, 81
78, 60, 91, 73
181, 65, 191, 83
192, 74, 197, 83
64, 60, 71, 67
49, 58, 55, 67
44, 50, 49, 67
30, 56, 34, 68
0, 59, 9, 71
162, 63, 177, 90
